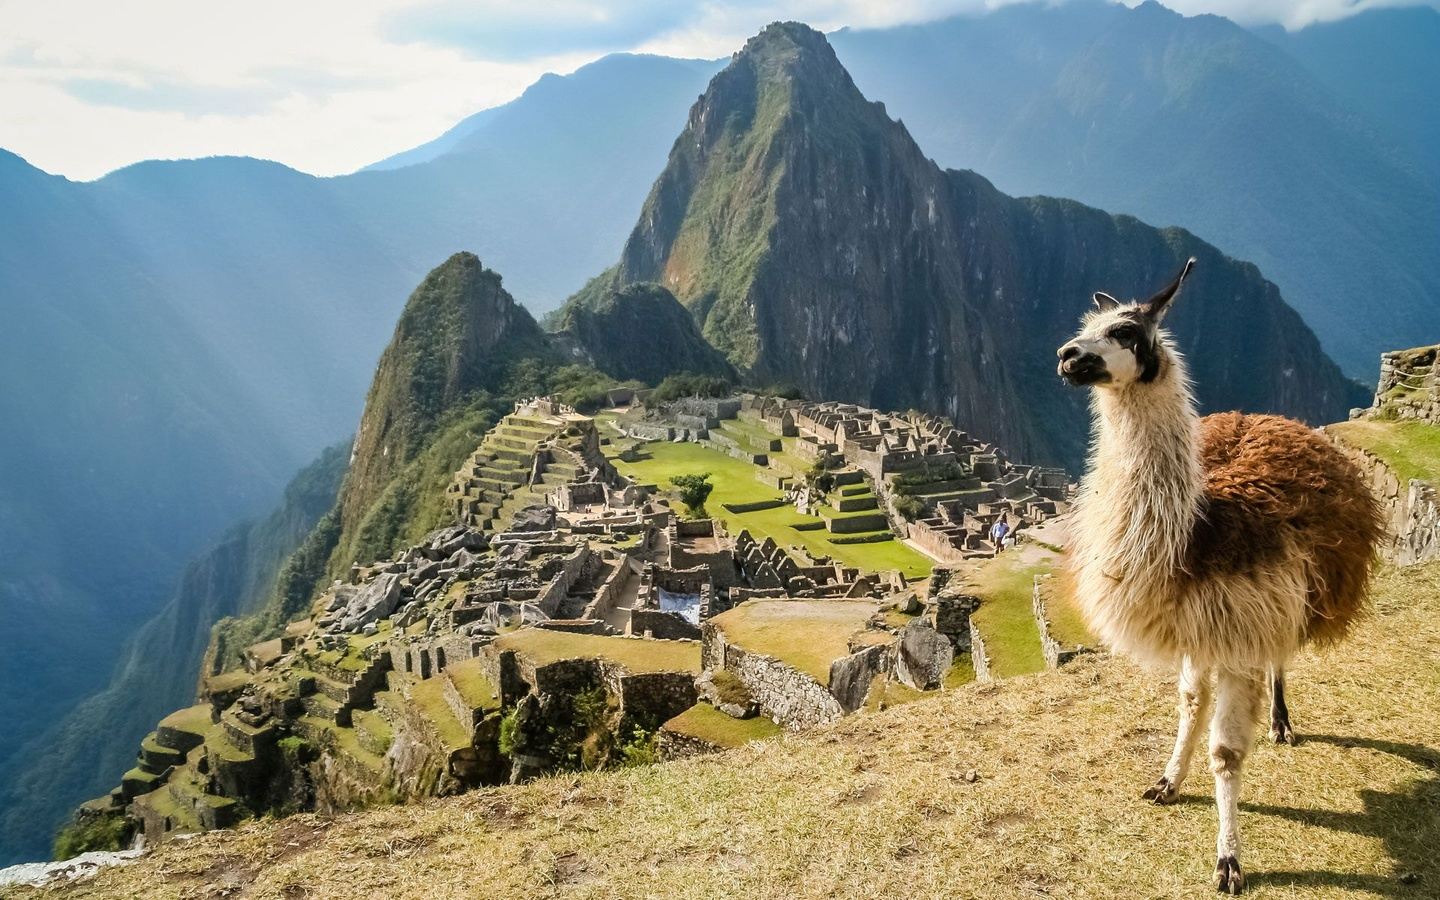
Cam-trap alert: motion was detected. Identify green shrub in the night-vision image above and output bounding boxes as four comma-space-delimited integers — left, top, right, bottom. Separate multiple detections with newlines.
893, 494, 925, 521
277, 735, 313, 763
497, 707, 521, 757
652, 373, 730, 401
807, 460, 834, 494
619, 728, 657, 767
53, 811, 132, 860
671, 473, 714, 516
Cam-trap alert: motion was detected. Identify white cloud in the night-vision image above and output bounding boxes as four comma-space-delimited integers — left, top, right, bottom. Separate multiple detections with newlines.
0, 0, 1433, 180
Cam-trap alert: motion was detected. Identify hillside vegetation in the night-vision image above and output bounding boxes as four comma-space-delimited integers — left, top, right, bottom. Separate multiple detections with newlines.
22, 561, 1436, 899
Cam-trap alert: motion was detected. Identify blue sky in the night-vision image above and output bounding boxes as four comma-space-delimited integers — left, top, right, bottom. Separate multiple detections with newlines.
0, 0, 1433, 180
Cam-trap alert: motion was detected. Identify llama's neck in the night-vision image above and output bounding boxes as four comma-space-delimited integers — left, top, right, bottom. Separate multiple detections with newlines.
1076, 353, 1202, 585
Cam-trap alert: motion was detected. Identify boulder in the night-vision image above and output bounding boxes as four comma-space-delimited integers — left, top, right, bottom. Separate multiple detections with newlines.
695, 673, 758, 719
511, 505, 557, 533
481, 601, 549, 632
446, 548, 485, 573
896, 620, 953, 690
333, 573, 404, 632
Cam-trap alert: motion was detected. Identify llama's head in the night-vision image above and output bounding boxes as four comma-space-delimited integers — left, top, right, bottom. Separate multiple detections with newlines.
1057, 258, 1195, 388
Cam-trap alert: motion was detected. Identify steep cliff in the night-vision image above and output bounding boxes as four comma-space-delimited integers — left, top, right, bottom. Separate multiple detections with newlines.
550, 278, 736, 384
615, 22, 1365, 467
331, 252, 559, 570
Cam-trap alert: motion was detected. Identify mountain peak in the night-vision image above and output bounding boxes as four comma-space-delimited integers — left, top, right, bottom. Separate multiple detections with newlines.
739, 20, 833, 59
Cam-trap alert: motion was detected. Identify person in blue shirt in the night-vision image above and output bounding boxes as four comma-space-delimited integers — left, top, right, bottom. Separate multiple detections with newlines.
989, 513, 1011, 552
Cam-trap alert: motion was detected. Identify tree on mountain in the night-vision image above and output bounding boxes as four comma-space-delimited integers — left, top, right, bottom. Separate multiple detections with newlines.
670, 473, 714, 517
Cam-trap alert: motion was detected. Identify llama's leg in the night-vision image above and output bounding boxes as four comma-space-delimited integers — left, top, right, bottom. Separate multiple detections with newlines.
1143, 656, 1211, 804
1269, 667, 1295, 745
1210, 669, 1264, 895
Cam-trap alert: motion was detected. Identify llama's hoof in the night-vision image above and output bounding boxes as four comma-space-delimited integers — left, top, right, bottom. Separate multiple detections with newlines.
1270, 720, 1296, 745
1215, 856, 1246, 895
1141, 776, 1178, 805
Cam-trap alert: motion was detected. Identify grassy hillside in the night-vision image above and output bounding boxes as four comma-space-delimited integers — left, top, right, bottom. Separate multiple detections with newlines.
23, 561, 1437, 899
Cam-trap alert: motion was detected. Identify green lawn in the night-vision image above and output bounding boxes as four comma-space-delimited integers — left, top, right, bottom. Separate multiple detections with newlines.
607, 439, 930, 578
662, 703, 782, 748
708, 599, 878, 683
494, 630, 701, 674
966, 555, 1048, 678
944, 653, 976, 688
1329, 419, 1440, 484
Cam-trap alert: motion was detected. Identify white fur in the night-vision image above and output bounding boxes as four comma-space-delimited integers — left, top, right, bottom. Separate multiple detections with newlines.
1068, 335, 1310, 672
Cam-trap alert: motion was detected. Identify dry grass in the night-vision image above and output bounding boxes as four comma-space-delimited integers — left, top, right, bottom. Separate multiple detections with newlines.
18, 562, 1440, 900
493, 630, 701, 674
709, 600, 879, 683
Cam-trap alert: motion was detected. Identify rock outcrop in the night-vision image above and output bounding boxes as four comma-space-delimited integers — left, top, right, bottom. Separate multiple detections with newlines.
550, 280, 736, 384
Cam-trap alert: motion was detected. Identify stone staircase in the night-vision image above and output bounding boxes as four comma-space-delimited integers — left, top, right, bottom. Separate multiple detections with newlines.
447, 411, 571, 532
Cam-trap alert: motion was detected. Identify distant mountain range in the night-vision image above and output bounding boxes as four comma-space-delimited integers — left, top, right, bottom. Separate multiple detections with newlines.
1, 1, 1432, 864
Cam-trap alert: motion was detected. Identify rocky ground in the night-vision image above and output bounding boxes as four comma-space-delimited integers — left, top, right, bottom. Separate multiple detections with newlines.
10, 560, 1436, 900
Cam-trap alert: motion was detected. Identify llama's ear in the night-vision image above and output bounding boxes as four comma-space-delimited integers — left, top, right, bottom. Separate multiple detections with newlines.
1142, 257, 1196, 322
1092, 291, 1120, 312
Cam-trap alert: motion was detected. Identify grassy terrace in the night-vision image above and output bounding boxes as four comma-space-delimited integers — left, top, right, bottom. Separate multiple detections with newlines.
965, 554, 1049, 679
493, 630, 701, 674
1043, 571, 1095, 650
446, 658, 501, 714
663, 703, 782, 748
159, 704, 218, 739
606, 439, 930, 578
708, 600, 878, 683
1329, 419, 1440, 484
408, 677, 471, 751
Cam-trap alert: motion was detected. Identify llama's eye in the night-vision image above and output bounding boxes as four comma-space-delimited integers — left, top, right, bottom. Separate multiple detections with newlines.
1111, 325, 1140, 343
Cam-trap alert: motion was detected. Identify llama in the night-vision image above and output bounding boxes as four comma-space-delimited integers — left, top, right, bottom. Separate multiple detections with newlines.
1056, 258, 1381, 894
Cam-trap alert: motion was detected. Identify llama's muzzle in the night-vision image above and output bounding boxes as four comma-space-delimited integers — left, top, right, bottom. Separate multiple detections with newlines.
1057, 342, 1106, 385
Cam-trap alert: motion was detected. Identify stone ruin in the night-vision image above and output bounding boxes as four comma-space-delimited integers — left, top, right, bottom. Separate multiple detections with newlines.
82, 389, 1074, 848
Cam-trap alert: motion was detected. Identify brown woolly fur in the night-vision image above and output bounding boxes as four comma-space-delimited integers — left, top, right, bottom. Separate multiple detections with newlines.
1192, 413, 1382, 645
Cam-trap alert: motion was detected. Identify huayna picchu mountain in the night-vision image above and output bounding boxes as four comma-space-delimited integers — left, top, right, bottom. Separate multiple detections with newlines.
610, 21, 1365, 467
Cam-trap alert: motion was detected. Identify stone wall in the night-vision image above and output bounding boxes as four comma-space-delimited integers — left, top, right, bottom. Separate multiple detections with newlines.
630, 608, 701, 641
655, 727, 724, 761
1031, 575, 1091, 670
534, 545, 595, 616
969, 618, 993, 682
1335, 441, 1440, 566
1373, 346, 1440, 423
700, 621, 844, 729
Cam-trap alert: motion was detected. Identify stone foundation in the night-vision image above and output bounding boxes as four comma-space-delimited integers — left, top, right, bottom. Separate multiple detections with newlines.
1335, 442, 1440, 566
